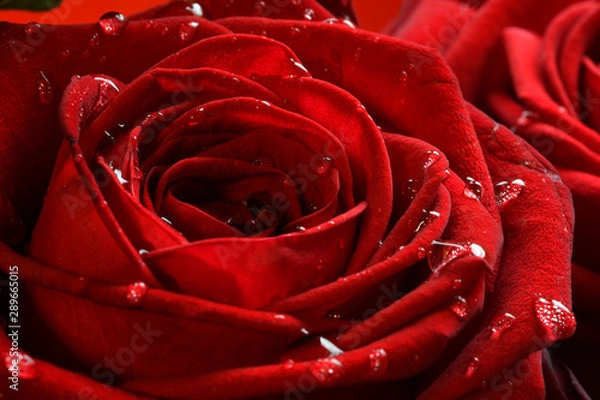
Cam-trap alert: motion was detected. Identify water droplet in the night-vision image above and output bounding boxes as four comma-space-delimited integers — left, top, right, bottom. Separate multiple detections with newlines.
99, 55, 108, 64
464, 177, 483, 199
139, 249, 149, 255
369, 348, 389, 374
62, 48, 71, 58
516, 110, 539, 127
253, 155, 274, 167
90, 32, 100, 46
274, 314, 286, 320
98, 12, 127, 36
396, 70, 408, 84
466, 357, 480, 377
291, 59, 308, 74
451, 296, 468, 319
295, 226, 307, 232
415, 209, 440, 233
428, 240, 486, 273
73, 153, 84, 163
4, 351, 37, 379
178, 21, 198, 41
402, 179, 419, 199
452, 278, 462, 290
490, 313, 516, 338
308, 203, 318, 211
185, 2, 203, 16
327, 310, 341, 319
37, 71, 53, 104
303, 8, 316, 20
24, 22, 41, 36
161, 217, 173, 226
494, 179, 525, 208
319, 337, 344, 356
417, 247, 427, 259
315, 156, 332, 175
290, 26, 302, 37
126, 282, 148, 305
283, 359, 295, 370
424, 150, 441, 168
535, 298, 576, 341
310, 358, 344, 383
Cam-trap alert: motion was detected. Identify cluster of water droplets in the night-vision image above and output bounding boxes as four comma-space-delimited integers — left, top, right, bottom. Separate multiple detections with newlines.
535, 297, 576, 341
126, 282, 148, 305
494, 179, 525, 208
3, 351, 37, 380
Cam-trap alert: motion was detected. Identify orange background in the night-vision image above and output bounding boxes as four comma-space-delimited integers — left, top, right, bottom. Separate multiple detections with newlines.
0, 0, 402, 32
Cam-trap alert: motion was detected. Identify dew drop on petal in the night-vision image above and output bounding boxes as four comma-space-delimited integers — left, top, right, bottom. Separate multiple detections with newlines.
428, 240, 485, 273
24, 22, 41, 36
369, 348, 389, 374
178, 21, 198, 41
73, 153, 85, 164
303, 8, 316, 20
126, 282, 148, 305
417, 247, 427, 259
315, 156, 332, 175
464, 177, 483, 199
465, 357, 480, 377
327, 310, 341, 319
535, 297, 576, 341
4, 351, 37, 380
319, 337, 344, 356
424, 150, 441, 168
516, 110, 539, 127
402, 179, 419, 199
283, 359, 295, 370
139, 249, 149, 255
37, 71, 53, 104
490, 313, 517, 338
161, 217, 173, 226
452, 278, 462, 290
494, 179, 525, 208
310, 358, 344, 383
186, 2, 203, 17
98, 12, 127, 36
290, 26, 302, 37
295, 226, 307, 232
62, 48, 71, 58
90, 32, 100, 46
451, 296, 468, 319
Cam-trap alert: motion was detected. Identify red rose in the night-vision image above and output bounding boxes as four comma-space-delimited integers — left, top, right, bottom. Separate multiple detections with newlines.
392, 0, 600, 397
0, 1, 576, 399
